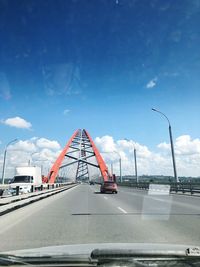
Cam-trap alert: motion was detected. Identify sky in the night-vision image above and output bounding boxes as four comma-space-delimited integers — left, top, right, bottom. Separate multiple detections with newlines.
0, 0, 200, 178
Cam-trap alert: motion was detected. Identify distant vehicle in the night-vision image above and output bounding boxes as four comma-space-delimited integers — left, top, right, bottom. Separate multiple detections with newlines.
100, 181, 118, 194
89, 181, 95, 185
9, 166, 42, 194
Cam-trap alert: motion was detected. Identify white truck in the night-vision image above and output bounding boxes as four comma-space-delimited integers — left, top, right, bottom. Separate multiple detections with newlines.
9, 166, 42, 194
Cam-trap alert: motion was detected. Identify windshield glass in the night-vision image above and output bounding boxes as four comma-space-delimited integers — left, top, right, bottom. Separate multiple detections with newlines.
12, 176, 32, 183
0, 0, 200, 257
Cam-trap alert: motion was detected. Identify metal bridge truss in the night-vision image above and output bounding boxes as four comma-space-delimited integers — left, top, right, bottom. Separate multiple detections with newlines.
48, 129, 111, 184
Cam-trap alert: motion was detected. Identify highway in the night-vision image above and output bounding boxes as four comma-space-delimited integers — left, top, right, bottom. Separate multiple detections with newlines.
0, 184, 200, 252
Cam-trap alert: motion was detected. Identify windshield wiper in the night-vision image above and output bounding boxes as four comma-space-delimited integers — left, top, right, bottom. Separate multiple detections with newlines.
1, 247, 200, 267
0, 254, 29, 266
90, 247, 200, 266
91, 247, 200, 258
0, 254, 97, 266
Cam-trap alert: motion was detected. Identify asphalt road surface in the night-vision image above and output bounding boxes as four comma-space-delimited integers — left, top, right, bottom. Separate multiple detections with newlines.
0, 184, 200, 252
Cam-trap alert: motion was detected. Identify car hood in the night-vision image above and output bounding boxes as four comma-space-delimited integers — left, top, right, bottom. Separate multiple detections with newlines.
2, 243, 199, 258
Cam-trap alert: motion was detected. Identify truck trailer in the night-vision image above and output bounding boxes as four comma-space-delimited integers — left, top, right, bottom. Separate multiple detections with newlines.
9, 166, 42, 194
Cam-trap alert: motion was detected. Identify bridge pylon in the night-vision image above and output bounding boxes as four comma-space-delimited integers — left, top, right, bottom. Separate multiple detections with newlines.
48, 129, 111, 183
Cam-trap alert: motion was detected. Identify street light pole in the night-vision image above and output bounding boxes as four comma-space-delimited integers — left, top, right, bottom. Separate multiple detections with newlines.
124, 138, 138, 183
29, 152, 40, 166
1, 138, 18, 184
100, 151, 122, 183
134, 147, 138, 183
110, 162, 113, 175
1, 150, 7, 185
119, 157, 122, 183
112, 150, 122, 183
152, 108, 179, 183
34, 159, 49, 176
169, 124, 178, 182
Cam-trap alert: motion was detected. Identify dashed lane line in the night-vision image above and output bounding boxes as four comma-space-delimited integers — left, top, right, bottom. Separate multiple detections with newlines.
117, 206, 127, 214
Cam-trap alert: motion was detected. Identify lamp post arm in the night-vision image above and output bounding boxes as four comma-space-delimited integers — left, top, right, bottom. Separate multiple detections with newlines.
152, 108, 171, 126
1, 138, 18, 184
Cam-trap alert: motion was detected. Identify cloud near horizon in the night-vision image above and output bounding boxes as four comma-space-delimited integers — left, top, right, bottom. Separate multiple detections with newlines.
95, 134, 200, 177
1, 134, 200, 179
0, 137, 62, 178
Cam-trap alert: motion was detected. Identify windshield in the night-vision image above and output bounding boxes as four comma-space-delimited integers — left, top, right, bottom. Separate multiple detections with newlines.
0, 0, 200, 258
12, 176, 33, 183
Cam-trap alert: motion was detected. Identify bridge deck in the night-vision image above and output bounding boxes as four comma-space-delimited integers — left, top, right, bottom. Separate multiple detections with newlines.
0, 184, 199, 252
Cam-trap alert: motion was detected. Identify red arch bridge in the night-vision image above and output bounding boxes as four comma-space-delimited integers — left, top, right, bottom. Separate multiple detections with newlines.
46, 129, 114, 184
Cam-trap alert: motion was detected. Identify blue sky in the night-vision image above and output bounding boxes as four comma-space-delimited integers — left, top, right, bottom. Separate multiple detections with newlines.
0, 0, 200, 176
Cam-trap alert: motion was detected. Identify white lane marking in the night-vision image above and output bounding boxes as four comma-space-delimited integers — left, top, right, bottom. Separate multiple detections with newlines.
103, 196, 108, 200
117, 206, 127, 214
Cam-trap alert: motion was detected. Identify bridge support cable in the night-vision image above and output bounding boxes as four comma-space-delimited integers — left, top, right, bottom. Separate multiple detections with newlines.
48, 129, 112, 184
84, 130, 110, 181
48, 130, 79, 183
75, 130, 90, 182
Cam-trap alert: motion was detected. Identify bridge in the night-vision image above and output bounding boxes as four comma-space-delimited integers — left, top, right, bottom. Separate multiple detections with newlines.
0, 129, 200, 252
47, 129, 112, 184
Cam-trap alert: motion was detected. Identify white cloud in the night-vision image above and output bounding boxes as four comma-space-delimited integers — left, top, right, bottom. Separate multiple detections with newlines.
32, 148, 61, 163
175, 135, 200, 155
36, 138, 61, 150
116, 139, 152, 159
1, 116, 32, 129
157, 142, 170, 150
95, 136, 116, 153
9, 140, 36, 152
1, 134, 200, 179
0, 137, 62, 178
146, 77, 157, 88
95, 135, 171, 175
63, 109, 70, 115
157, 135, 200, 176
159, 135, 200, 156
95, 135, 200, 177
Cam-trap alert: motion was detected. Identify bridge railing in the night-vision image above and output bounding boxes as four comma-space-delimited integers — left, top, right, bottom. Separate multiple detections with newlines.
170, 182, 200, 194
0, 182, 76, 198
118, 181, 200, 195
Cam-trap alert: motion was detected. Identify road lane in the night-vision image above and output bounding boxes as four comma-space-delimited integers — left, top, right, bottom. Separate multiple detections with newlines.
119, 186, 200, 212
0, 184, 200, 252
116, 186, 200, 245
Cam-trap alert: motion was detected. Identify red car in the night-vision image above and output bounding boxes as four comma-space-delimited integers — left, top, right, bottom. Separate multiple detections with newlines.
100, 181, 118, 194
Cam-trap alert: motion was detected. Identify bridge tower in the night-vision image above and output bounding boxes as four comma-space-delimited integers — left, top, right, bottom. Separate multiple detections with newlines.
48, 129, 111, 183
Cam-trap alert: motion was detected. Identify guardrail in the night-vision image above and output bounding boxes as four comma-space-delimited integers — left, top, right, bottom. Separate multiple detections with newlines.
0, 183, 77, 216
0, 182, 73, 198
118, 182, 200, 195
